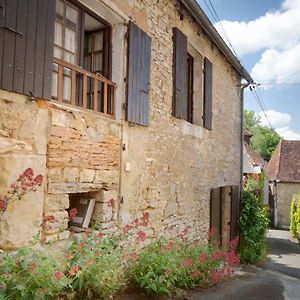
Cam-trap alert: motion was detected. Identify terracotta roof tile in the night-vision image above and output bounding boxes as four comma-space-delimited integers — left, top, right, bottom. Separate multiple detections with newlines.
244, 141, 267, 170
266, 140, 300, 183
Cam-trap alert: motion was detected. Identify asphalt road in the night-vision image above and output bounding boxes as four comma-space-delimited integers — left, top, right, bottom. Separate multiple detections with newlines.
187, 229, 300, 300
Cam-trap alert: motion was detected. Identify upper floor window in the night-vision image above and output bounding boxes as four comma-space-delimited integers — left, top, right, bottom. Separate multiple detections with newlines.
173, 27, 212, 130
52, 0, 115, 115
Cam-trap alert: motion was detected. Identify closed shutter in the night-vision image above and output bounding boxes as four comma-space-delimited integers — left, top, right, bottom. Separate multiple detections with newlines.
173, 27, 188, 120
203, 57, 212, 130
0, 0, 55, 100
126, 21, 151, 126
210, 187, 222, 242
230, 185, 240, 240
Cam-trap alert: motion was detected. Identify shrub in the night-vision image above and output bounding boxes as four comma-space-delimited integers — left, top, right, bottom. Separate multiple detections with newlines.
290, 195, 300, 243
129, 229, 240, 296
239, 178, 269, 263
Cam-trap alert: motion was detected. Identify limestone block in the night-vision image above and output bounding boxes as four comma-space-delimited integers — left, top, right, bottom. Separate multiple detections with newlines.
46, 194, 69, 212
94, 169, 119, 184
48, 168, 63, 183
34, 108, 49, 155
164, 201, 179, 218
85, 126, 102, 141
0, 154, 46, 250
44, 211, 69, 234
63, 167, 79, 183
79, 169, 95, 183
45, 233, 58, 243
51, 109, 69, 127
58, 230, 70, 240
0, 137, 32, 154
92, 202, 113, 223
48, 183, 102, 194
69, 116, 87, 131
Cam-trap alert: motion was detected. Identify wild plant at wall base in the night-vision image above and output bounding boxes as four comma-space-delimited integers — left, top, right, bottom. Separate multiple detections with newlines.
290, 195, 300, 243
239, 178, 269, 264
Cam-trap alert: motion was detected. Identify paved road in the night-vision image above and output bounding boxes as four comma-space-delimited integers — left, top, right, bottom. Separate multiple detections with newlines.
188, 229, 300, 300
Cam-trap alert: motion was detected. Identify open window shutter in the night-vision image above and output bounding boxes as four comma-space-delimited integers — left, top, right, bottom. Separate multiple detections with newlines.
0, 0, 55, 100
230, 185, 240, 240
126, 21, 151, 126
203, 57, 212, 130
173, 27, 188, 120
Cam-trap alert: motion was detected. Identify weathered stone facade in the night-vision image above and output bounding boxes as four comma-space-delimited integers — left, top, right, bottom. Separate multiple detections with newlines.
275, 183, 300, 228
0, 0, 244, 250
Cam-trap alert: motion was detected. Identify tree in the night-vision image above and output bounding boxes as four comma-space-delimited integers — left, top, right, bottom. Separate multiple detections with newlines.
244, 110, 282, 161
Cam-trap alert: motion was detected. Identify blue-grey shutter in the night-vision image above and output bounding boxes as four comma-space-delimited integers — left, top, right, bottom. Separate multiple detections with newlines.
173, 27, 188, 120
0, 0, 55, 100
126, 21, 151, 126
203, 57, 212, 129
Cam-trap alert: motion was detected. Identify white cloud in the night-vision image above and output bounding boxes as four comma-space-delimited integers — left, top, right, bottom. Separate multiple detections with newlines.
275, 127, 300, 140
251, 44, 300, 84
257, 110, 291, 128
215, 0, 300, 56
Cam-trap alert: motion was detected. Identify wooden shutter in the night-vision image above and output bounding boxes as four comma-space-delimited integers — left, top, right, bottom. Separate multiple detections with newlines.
126, 21, 151, 126
210, 187, 222, 242
203, 57, 212, 130
230, 185, 240, 240
0, 0, 55, 100
173, 27, 188, 120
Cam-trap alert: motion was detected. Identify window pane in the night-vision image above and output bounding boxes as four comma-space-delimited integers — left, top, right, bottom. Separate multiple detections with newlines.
94, 32, 103, 51
64, 52, 76, 64
65, 27, 77, 52
53, 46, 62, 59
54, 22, 62, 46
56, 0, 64, 16
93, 53, 102, 73
52, 70, 58, 98
66, 4, 78, 24
63, 75, 71, 102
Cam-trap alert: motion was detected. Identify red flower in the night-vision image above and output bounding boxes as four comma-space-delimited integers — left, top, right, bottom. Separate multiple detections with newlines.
69, 208, 77, 220
183, 258, 193, 267
132, 218, 139, 226
198, 254, 207, 264
107, 198, 115, 208
45, 215, 56, 223
130, 252, 138, 261
212, 250, 224, 261
97, 232, 105, 238
33, 175, 43, 186
140, 212, 149, 226
28, 262, 38, 272
136, 230, 147, 242
191, 269, 201, 278
123, 224, 133, 233
229, 236, 239, 250
208, 227, 216, 240
0, 198, 7, 211
166, 240, 175, 250
69, 265, 79, 276
54, 271, 64, 280
23, 168, 34, 180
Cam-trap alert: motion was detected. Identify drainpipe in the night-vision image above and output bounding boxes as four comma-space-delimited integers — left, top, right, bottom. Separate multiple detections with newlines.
240, 81, 252, 201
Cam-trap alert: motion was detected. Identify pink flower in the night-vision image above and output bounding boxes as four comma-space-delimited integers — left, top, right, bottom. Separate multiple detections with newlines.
97, 232, 105, 238
208, 227, 216, 240
130, 252, 138, 261
183, 258, 193, 267
123, 224, 133, 233
166, 240, 175, 250
33, 175, 43, 186
69, 265, 79, 276
107, 199, 115, 208
191, 269, 201, 278
28, 262, 38, 272
140, 212, 149, 226
69, 208, 77, 220
136, 230, 147, 242
212, 250, 224, 261
0, 198, 7, 211
23, 168, 34, 180
45, 215, 56, 223
131, 218, 139, 226
198, 254, 207, 264
229, 236, 239, 250
54, 271, 64, 280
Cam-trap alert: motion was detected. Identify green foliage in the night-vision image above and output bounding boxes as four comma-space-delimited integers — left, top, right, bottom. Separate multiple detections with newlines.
290, 195, 300, 243
239, 178, 270, 264
129, 234, 240, 296
244, 110, 282, 161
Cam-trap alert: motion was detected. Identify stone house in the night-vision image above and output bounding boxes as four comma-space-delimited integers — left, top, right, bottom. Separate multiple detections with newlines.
0, 0, 252, 250
266, 140, 300, 228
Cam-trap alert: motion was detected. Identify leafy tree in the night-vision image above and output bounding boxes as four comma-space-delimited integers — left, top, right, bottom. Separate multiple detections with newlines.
244, 110, 282, 161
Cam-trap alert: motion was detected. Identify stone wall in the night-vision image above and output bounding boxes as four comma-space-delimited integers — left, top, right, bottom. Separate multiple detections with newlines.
0, 0, 243, 249
276, 183, 300, 228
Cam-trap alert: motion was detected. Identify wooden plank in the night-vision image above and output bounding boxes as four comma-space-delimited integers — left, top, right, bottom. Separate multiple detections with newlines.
111, 85, 115, 116
93, 78, 98, 111
230, 185, 240, 240
0, 0, 5, 86
33, 0, 47, 98
13, 0, 28, 94
42, 0, 55, 100
203, 57, 213, 130
173, 27, 188, 120
82, 74, 87, 108
210, 187, 222, 242
57, 64, 63, 102
71, 69, 76, 105
103, 82, 107, 114
23, 0, 38, 95
2, 0, 17, 91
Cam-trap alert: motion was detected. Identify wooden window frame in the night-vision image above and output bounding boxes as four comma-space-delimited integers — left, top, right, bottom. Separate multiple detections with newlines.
187, 53, 194, 124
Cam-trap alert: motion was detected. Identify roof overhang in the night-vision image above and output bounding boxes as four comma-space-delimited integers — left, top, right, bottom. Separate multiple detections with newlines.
180, 0, 253, 83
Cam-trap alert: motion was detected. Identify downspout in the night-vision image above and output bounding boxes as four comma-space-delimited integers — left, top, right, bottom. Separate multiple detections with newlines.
240, 81, 252, 201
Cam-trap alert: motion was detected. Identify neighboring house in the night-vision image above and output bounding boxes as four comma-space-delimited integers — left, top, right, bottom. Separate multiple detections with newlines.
266, 140, 300, 228
0, 0, 252, 250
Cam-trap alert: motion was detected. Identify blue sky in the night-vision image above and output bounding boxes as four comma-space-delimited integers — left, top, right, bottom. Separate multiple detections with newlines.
197, 0, 300, 139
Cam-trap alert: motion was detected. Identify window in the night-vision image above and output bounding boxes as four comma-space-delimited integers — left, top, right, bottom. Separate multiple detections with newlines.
52, 0, 115, 115
173, 27, 213, 129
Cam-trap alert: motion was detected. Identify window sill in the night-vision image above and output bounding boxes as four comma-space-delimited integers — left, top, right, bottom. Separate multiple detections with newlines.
172, 116, 206, 139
